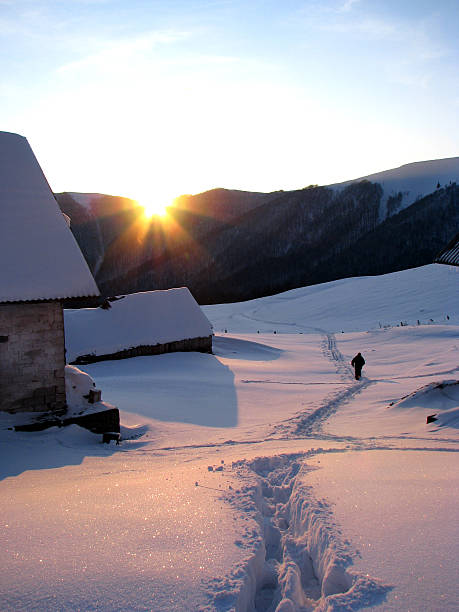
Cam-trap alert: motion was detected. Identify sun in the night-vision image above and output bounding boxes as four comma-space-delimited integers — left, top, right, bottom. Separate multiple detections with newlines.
134, 187, 179, 220
138, 198, 170, 218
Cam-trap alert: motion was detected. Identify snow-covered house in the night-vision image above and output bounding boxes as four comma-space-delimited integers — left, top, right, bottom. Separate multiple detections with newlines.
435, 232, 459, 267
0, 131, 99, 414
64, 288, 213, 364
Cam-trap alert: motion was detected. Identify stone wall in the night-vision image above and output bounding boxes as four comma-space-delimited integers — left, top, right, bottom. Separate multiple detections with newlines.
71, 335, 213, 365
0, 302, 66, 413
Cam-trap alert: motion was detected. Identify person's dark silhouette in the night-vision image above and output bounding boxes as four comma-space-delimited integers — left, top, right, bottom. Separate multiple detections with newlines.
351, 352, 365, 380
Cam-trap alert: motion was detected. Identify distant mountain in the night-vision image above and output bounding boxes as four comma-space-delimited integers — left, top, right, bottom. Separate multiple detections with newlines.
56, 192, 142, 277
55, 156, 459, 304
55, 188, 279, 289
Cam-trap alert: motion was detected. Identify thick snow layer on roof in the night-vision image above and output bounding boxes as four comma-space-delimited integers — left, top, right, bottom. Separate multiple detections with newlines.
64, 287, 213, 362
0, 131, 99, 302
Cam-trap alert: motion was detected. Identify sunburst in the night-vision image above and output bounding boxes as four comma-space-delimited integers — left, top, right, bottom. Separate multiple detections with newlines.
140, 198, 169, 218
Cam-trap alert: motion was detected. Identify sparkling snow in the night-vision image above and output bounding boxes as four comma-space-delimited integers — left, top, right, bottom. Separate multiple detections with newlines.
0, 263, 457, 611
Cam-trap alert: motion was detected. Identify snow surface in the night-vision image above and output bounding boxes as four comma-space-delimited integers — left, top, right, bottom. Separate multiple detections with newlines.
303, 451, 459, 611
64, 288, 213, 363
0, 264, 458, 611
204, 263, 458, 335
66, 192, 103, 211
330, 156, 459, 219
0, 132, 99, 301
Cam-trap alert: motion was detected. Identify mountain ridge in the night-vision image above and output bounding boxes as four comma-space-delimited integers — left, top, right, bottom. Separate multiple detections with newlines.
55, 155, 459, 304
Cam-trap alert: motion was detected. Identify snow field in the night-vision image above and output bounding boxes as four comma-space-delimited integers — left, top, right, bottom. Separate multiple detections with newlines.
77, 320, 457, 609
81, 333, 341, 450
203, 264, 458, 336
1, 264, 458, 610
324, 326, 459, 439
304, 450, 459, 611
0, 437, 247, 611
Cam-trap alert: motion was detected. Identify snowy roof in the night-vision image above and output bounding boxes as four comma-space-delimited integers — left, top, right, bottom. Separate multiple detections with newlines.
0, 131, 99, 302
435, 232, 459, 267
64, 287, 213, 362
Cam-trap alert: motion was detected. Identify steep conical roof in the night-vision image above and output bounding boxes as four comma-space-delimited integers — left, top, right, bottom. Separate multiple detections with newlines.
0, 131, 99, 302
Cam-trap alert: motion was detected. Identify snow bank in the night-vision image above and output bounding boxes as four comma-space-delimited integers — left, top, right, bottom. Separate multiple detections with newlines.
64, 287, 213, 363
389, 380, 459, 429
65, 364, 98, 411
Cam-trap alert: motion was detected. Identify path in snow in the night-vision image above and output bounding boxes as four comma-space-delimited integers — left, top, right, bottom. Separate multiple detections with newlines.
229, 453, 391, 612
198, 320, 458, 609
267, 330, 372, 441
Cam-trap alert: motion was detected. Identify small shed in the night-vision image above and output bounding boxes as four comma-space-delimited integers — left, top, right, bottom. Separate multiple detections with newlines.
0, 131, 99, 414
64, 288, 213, 364
434, 232, 459, 267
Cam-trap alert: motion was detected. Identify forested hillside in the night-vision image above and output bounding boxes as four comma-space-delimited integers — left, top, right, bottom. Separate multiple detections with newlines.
55, 178, 459, 304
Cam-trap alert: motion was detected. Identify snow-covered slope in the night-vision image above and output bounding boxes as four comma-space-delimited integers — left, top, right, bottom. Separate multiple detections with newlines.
331, 156, 459, 220
66, 192, 103, 211
203, 263, 458, 334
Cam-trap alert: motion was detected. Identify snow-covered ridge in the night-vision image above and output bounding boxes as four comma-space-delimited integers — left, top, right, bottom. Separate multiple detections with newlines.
329, 156, 459, 220
66, 192, 103, 211
63, 156, 459, 232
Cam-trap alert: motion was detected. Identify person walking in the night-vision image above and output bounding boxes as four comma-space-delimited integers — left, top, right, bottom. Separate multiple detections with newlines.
351, 352, 365, 380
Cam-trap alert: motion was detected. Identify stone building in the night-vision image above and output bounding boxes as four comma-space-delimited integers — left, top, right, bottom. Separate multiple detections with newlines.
0, 131, 99, 414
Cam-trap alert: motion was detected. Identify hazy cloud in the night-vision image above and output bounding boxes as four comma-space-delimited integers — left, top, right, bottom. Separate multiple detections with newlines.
57, 29, 191, 74
339, 0, 361, 12
321, 16, 396, 38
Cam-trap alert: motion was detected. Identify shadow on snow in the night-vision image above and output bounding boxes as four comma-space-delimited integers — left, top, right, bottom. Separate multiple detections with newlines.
82, 351, 239, 428
0, 424, 118, 481
212, 335, 283, 361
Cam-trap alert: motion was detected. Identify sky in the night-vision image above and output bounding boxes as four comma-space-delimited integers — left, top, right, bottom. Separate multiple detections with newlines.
2, 0, 459, 209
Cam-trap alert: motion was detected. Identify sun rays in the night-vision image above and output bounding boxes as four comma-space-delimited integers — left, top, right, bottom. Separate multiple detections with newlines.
92, 192, 213, 289
133, 189, 180, 220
